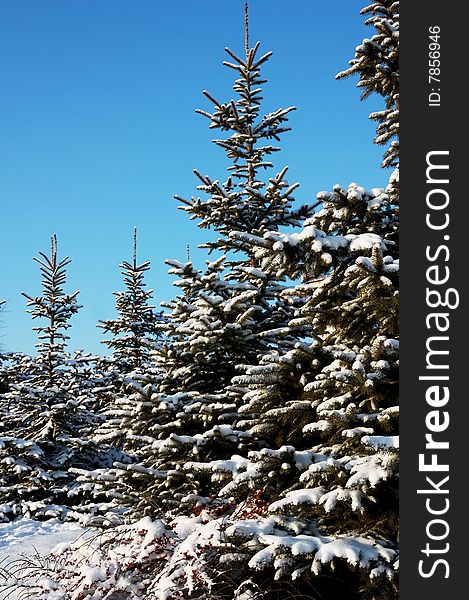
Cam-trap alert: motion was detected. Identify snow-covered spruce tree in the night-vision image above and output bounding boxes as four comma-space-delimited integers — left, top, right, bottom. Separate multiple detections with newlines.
91, 228, 164, 448
0, 236, 109, 523
105, 4, 321, 519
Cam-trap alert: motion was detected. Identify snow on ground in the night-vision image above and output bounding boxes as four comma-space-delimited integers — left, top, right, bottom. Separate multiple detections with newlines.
0, 518, 87, 599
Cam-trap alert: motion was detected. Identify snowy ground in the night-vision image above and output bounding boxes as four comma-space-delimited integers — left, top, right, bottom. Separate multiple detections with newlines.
0, 519, 87, 599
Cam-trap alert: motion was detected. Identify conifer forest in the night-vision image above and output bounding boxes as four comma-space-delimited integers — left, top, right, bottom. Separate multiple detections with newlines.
0, 2, 399, 598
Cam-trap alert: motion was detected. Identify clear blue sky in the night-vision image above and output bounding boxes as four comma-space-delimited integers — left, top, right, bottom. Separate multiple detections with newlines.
0, 0, 388, 356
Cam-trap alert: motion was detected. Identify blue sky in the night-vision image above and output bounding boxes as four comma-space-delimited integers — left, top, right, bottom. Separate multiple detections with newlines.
0, 0, 388, 356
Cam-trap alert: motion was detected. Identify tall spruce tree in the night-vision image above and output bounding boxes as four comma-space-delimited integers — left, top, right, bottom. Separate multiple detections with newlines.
100, 1, 321, 519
